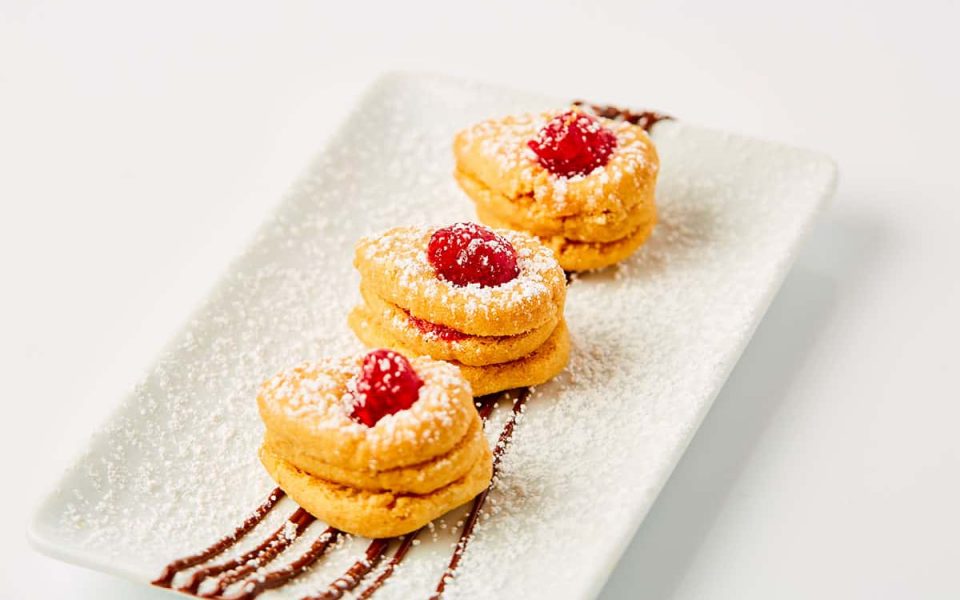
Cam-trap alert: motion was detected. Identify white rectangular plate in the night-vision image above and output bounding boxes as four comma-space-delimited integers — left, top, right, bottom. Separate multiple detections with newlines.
30, 73, 837, 599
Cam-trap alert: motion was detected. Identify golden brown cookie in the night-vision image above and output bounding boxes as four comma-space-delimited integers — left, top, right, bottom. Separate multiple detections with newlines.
261, 416, 486, 495
260, 444, 492, 539
257, 351, 492, 537
453, 108, 660, 271
454, 110, 658, 216
455, 167, 656, 243
350, 307, 571, 397
355, 282, 560, 366
354, 225, 565, 337
350, 223, 570, 395
477, 204, 657, 272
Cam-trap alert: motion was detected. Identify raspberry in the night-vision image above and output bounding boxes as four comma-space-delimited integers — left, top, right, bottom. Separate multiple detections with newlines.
405, 309, 467, 342
527, 110, 617, 177
426, 222, 520, 287
348, 349, 424, 427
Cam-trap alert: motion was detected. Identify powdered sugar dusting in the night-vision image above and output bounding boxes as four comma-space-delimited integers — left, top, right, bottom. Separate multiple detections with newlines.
260, 354, 466, 448
356, 225, 562, 326
34, 73, 836, 600
457, 109, 657, 214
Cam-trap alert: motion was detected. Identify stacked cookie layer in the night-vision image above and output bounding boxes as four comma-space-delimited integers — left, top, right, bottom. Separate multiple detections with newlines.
453, 109, 660, 271
258, 354, 491, 538
348, 225, 569, 396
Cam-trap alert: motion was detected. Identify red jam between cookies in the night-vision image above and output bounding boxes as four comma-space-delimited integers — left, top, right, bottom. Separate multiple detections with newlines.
403, 309, 468, 342
527, 110, 618, 177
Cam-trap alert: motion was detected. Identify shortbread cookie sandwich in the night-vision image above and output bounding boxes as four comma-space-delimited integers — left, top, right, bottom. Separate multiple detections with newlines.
348, 222, 569, 395
257, 349, 492, 538
453, 107, 660, 271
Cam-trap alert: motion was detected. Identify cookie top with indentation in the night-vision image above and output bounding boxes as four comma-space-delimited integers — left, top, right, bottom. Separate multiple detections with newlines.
257, 351, 475, 471
354, 224, 565, 337
454, 108, 659, 218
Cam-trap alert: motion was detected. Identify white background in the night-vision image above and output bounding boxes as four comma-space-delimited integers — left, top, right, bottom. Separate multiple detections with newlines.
2, 1, 958, 598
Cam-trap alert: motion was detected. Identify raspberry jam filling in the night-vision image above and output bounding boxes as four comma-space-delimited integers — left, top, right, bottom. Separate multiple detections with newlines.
427, 222, 520, 287
527, 109, 618, 177
403, 309, 468, 342
347, 349, 424, 427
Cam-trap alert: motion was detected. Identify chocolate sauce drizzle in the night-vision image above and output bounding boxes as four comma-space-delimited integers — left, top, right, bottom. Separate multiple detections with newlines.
355, 532, 421, 600
431, 387, 532, 598
476, 390, 507, 420
231, 527, 339, 600
572, 100, 673, 132
184, 508, 315, 595
306, 538, 390, 600
153, 386, 531, 599
152, 488, 285, 588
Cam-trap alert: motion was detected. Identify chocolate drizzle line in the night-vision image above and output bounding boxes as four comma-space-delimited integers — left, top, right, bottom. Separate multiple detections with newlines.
572, 100, 673, 133
355, 531, 421, 600
153, 387, 529, 599
152, 487, 285, 588
475, 390, 507, 420
305, 538, 391, 600
230, 527, 340, 600
184, 508, 315, 595
431, 387, 532, 599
